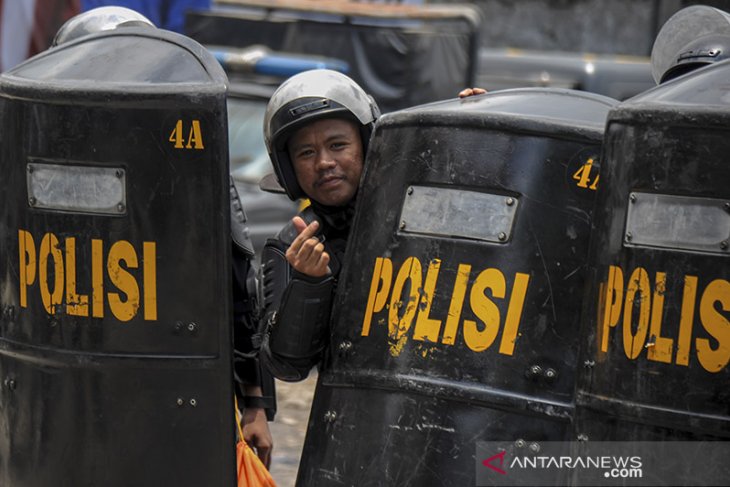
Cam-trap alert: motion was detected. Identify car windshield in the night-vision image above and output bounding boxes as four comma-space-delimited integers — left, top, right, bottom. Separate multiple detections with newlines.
228, 96, 270, 183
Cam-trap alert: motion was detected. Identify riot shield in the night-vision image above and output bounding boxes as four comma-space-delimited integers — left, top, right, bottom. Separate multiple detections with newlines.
0, 25, 235, 487
574, 59, 730, 443
297, 88, 616, 485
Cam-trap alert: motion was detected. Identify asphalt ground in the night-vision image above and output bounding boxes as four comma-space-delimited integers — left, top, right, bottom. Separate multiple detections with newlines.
267, 372, 318, 487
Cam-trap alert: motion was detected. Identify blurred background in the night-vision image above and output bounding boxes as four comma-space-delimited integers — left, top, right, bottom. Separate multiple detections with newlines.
2, 0, 729, 485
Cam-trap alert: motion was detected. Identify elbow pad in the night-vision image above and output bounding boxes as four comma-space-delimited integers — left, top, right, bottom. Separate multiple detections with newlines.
270, 274, 333, 360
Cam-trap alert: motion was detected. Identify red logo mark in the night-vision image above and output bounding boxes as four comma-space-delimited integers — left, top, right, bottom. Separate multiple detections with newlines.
483, 450, 507, 475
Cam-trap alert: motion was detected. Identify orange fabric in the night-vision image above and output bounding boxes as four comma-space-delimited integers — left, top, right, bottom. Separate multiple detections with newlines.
237, 440, 277, 487
235, 398, 277, 487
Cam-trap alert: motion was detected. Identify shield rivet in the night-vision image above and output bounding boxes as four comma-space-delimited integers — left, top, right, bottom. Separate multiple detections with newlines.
544, 368, 557, 382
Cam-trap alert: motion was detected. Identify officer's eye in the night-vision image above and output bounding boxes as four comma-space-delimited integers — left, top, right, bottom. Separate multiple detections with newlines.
296, 148, 314, 158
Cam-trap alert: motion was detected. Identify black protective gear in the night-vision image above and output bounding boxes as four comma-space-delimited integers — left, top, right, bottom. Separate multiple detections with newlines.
259, 206, 350, 381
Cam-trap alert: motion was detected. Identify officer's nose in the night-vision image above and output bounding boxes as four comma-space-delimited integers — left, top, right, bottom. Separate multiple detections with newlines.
315, 149, 337, 170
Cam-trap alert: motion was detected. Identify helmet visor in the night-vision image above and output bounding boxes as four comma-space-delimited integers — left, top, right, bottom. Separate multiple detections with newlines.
651, 5, 730, 83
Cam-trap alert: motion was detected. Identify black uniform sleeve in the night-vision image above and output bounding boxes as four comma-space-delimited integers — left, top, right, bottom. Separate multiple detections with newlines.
258, 234, 334, 382
232, 239, 277, 420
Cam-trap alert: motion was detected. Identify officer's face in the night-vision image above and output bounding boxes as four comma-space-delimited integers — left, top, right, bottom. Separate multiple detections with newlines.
288, 118, 364, 207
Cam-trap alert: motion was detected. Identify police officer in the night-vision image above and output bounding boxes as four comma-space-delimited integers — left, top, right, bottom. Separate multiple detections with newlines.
52, 6, 276, 468
259, 69, 380, 382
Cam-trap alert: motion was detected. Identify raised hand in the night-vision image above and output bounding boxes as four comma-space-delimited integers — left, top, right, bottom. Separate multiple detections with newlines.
285, 216, 331, 277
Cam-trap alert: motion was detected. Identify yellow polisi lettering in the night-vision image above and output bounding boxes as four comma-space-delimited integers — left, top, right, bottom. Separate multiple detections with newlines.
696, 279, 730, 373
361, 257, 393, 336
622, 267, 651, 360
65, 237, 89, 316
676, 275, 698, 367
598, 265, 729, 373
18, 230, 36, 308
600, 265, 624, 353
361, 256, 531, 358
92, 239, 104, 318
16, 229, 157, 322
107, 240, 140, 322
499, 272, 531, 356
388, 257, 422, 356
442, 264, 471, 345
143, 242, 158, 321
39, 233, 64, 314
464, 268, 504, 352
646, 272, 673, 363
413, 259, 443, 343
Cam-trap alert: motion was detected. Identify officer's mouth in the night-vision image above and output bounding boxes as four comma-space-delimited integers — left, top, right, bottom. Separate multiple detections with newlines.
316, 175, 344, 189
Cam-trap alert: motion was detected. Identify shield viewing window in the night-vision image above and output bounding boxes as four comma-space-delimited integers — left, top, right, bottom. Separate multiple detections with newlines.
624, 191, 730, 254
398, 185, 519, 243
27, 161, 127, 215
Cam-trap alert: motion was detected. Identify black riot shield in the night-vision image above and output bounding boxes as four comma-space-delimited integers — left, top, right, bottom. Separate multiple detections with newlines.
296, 89, 617, 485
574, 60, 730, 442
0, 27, 235, 487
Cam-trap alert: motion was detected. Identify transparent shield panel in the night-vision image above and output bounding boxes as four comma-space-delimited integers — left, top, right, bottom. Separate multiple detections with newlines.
399, 185, 518, 243
27, 162, 126, 215
624, 192, 730, 254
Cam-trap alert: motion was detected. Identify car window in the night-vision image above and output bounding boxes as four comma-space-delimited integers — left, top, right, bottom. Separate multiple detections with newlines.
227, 96, 270, 182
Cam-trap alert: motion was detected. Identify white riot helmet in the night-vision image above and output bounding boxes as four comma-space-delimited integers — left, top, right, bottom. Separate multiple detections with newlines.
651, 5, 730, 83
263, 69, 380, 201
53, 6, 154, 46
